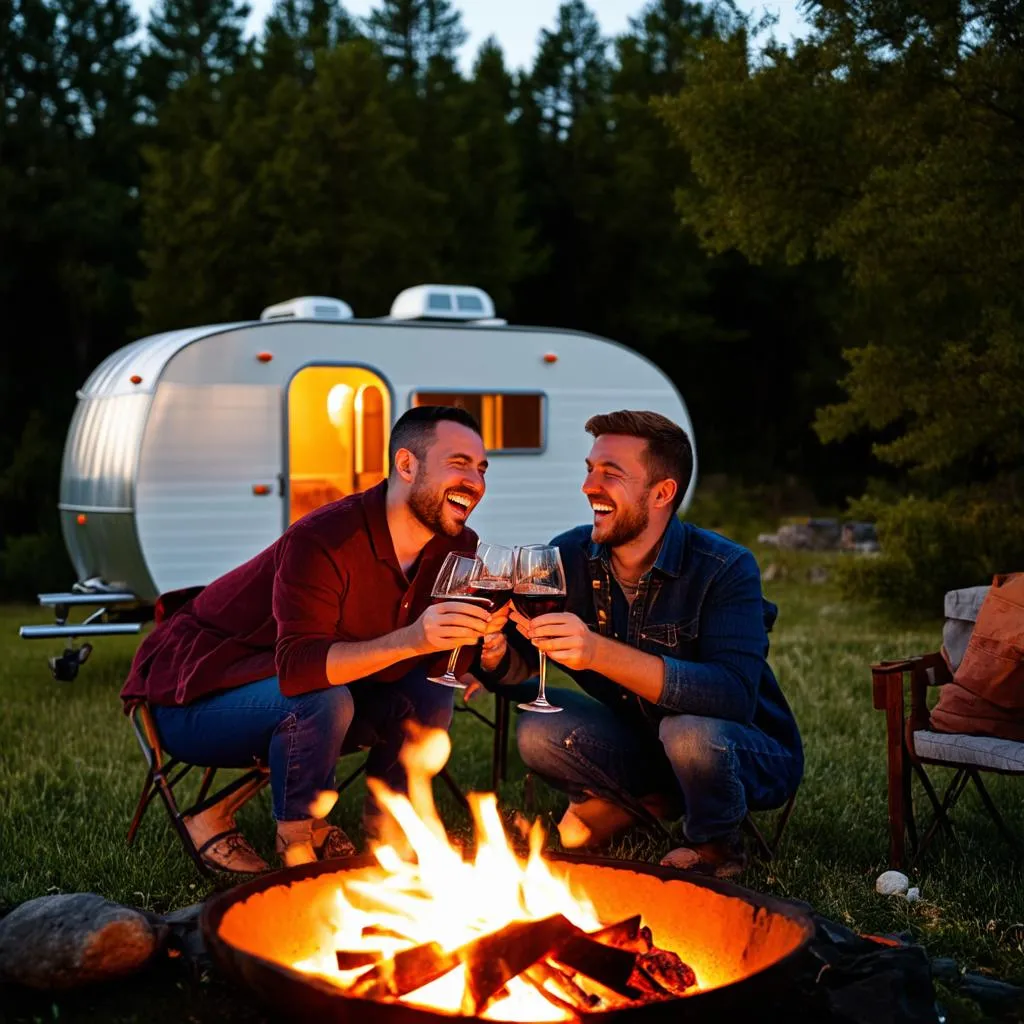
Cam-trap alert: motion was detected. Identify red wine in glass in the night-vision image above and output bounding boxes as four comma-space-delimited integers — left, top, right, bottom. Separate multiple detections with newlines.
512, 585, 566, 619
512, 546, 567, 714
469, 578, 514, 611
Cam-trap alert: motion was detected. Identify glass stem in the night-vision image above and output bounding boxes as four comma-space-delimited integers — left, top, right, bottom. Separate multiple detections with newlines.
445, 646, 461, 678
537, 651, 548, 702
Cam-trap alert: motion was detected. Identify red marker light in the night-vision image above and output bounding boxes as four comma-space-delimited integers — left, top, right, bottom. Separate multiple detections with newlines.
129, 374, 143, 384
256, 352, 273, 363
76, 513, 88, 526
543, 352, 558, 364
252, 484, 271, 496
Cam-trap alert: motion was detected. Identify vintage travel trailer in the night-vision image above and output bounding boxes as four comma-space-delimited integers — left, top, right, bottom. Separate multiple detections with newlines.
20, 285, 695, 678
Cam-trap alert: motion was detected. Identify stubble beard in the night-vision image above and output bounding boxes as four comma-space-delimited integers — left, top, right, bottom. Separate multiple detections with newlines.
408, 466, 461, 537
597, 492, 651, 549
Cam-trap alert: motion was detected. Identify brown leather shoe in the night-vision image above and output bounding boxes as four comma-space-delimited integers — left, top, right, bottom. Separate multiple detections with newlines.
195, 828, 270, 873
660, 833, 748, 879
315, 825, 357, 860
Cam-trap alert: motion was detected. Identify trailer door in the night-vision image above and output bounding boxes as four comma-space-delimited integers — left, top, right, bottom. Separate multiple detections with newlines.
286, 366, 391, 525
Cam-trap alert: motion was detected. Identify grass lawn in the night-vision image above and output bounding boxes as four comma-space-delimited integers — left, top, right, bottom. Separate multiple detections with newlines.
2, 548, 1022, 1021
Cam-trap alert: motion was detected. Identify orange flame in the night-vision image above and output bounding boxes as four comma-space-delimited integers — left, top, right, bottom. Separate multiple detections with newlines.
293, 725, 603, 1020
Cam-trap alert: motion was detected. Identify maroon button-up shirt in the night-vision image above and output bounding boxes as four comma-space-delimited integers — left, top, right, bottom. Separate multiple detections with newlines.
120, 481, 478, 706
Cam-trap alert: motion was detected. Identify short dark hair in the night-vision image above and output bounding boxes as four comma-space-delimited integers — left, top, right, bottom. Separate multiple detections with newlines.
585, 410, 693, 513
389, 405, 482, 470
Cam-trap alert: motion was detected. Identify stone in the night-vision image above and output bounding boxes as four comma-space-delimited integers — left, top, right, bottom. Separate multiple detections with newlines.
0, 893, 164, 990
906, 887, 920, 903
875, 870, 910, 896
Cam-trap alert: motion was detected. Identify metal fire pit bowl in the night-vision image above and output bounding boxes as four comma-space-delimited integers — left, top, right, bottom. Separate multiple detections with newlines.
201, 852, 815, 1023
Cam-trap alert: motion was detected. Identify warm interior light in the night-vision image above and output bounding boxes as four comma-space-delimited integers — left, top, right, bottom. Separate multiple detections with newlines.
288, 367, 391, 524
326, 384, 354, 429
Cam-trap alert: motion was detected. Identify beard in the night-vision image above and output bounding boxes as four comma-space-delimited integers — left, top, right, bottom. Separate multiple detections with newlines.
408, 466, 461, 537
594, 491, 650, 548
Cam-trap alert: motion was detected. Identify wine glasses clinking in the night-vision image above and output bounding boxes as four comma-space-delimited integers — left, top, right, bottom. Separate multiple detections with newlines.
513, 544, 566, 714
426, 552, 482, 688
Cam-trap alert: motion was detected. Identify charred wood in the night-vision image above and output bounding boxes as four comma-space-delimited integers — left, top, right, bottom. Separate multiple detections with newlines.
459, 914, 580, 1015
350, 940, 459, 999
335, 949, 384, 970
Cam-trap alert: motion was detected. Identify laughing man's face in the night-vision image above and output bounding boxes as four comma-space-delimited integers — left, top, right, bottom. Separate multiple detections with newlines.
408, 421, 488, 537
582, 434, 654, 547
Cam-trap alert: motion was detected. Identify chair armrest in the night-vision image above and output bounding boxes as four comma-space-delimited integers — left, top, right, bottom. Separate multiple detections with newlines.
871, 652, 950, 736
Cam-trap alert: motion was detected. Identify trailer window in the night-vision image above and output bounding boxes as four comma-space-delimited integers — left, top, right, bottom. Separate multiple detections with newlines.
411, 392, 544, 452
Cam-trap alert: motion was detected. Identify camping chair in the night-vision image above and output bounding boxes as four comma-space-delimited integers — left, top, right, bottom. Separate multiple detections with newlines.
126, 700, 473, 875
871, 653, 1024, 869
126, 700, 270, 877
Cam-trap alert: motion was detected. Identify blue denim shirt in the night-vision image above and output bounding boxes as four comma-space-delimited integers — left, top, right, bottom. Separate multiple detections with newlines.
519, 517, 803, 764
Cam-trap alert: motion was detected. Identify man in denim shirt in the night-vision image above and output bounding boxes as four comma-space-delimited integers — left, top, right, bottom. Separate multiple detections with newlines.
480, 411, 803, 877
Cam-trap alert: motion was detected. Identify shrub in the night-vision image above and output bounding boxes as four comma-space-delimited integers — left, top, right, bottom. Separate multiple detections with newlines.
836, 493, 1024, 615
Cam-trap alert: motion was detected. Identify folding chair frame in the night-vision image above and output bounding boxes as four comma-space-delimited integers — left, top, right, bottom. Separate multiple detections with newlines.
126, 702, 268, 877
126, 701, 475, 876
872, 653, 1024, 869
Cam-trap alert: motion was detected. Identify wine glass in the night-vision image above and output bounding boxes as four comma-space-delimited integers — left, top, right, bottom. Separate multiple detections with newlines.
473, 543, 516, 610
512, 545, 566, 713
426, 552, 482, 688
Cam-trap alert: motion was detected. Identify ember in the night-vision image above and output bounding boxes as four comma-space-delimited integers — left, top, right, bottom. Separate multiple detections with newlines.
206, 727, 815, 1022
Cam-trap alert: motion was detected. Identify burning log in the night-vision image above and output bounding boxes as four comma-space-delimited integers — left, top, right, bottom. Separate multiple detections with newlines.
524, 961, 600, 1011
349, 941, 460, 999
549, 928, 641, 997
335, 950, 383, 971
588, 915, 644, 950
458, 915, 580, 1015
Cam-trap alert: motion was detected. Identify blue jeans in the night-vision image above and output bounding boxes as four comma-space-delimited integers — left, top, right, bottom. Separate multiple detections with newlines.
152, 668, 454, 825
516, 688, 799, 843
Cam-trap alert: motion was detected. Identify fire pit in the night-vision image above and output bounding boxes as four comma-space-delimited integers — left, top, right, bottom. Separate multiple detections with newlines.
201, 732, 814, 1022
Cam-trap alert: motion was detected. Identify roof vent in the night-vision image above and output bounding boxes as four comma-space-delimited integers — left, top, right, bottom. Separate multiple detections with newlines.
260, 295, 354, 321
389, 284, 500, 323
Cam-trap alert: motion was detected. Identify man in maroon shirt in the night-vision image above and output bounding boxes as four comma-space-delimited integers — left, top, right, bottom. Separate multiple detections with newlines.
121, 406, 506, 871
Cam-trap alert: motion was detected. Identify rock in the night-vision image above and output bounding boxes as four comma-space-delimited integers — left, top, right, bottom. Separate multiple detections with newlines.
875, 870, 910, 896
906, 887, 920, 903
777, 519, 842, 551
0, 893, 164, 990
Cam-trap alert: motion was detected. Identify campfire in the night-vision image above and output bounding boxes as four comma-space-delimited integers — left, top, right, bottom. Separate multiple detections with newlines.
204, 728, 814, 1022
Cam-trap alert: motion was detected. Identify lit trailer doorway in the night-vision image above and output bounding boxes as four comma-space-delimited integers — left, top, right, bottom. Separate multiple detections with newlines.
287, 366, 391, 524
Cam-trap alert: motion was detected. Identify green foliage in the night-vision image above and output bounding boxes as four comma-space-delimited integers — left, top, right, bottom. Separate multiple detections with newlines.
837, 489, 1024, 614
0, 412, 72, 599
658, 0, 1024, 606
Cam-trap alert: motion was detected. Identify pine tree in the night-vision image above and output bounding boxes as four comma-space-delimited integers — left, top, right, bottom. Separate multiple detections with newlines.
136, 41, 439, 331
141, 0, 251, 106
364, 0, 466, 85
440, 38, 534, 311
261, 0, 360, 78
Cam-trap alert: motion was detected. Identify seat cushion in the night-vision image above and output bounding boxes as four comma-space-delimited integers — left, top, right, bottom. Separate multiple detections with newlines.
913, 730, 1024, 772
